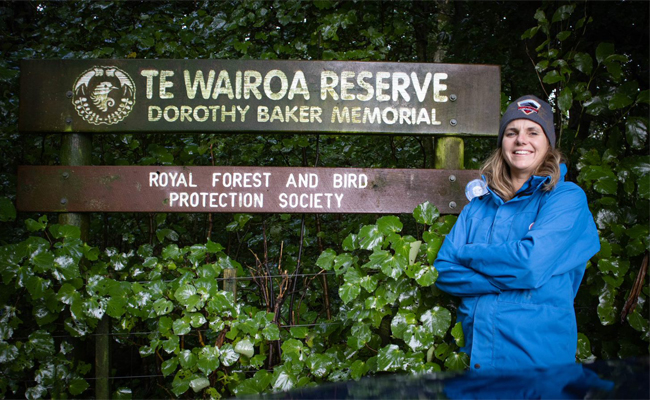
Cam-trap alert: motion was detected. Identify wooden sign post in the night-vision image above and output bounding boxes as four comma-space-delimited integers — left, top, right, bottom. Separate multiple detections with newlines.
18, 59, 500, 215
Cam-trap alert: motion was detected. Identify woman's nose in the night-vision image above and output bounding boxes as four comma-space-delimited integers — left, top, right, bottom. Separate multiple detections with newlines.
515, 133, 527, 144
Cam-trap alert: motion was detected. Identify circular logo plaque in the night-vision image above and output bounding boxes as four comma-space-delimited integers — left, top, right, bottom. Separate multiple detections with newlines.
71, 66, 135, 125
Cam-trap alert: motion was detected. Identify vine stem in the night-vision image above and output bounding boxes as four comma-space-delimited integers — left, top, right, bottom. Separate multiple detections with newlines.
287, 215, 306, 325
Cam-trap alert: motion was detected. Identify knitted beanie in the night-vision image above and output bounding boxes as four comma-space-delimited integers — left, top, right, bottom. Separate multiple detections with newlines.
497, 95, 556, 149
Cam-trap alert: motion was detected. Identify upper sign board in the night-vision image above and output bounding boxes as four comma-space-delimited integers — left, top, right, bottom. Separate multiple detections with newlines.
19, 60, 500, 135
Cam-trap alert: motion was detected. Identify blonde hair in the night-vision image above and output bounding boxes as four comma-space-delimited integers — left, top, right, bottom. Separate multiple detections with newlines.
480, 148, 564, 201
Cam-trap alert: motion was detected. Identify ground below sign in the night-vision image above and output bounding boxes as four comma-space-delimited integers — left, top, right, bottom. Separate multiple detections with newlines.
17, 166, 478, 214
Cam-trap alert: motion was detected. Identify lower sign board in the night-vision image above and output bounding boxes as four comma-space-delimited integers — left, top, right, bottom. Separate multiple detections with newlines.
17, 166, 479, 214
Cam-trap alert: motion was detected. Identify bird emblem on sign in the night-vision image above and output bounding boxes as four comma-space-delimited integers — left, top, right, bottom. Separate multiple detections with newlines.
71, 66, 136, 125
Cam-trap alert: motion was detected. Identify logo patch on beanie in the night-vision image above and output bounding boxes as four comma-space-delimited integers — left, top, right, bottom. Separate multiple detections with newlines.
517, 99, 541, 115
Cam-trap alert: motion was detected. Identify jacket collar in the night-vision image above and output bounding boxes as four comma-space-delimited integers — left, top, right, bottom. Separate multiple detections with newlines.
484, 163, 567, 205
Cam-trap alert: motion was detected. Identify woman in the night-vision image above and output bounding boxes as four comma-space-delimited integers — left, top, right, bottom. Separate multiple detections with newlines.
434, 95, 600, 371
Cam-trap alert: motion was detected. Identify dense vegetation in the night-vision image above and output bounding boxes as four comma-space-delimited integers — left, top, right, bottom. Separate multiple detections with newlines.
0, 1, 647, 398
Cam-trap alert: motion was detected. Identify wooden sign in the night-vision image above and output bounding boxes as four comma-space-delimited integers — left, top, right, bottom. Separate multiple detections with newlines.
19, 59, 500, 136
17, 166, 479, 214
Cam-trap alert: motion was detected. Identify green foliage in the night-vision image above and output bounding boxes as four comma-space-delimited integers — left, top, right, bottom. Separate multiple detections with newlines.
522, 1, 649, 360
0, 204, 463, 398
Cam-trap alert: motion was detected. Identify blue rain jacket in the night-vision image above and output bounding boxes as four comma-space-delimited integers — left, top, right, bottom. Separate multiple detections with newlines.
434, 164, 599, 371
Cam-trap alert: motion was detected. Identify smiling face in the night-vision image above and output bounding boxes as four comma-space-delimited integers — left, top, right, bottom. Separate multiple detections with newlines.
501, 119, 550, 183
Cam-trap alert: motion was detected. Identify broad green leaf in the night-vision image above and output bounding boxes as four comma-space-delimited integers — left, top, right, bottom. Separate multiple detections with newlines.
576, 332, 595, 362
161, 244, 181, 260
162, 335, 180, 354
391, 310, 417, 339
25, 216, 48, 232
272, 369, 296, 392
173, 316, 191, 335
551, 4, 575, 23
197, 346, 221, 375
206, 239, 224, 253
307, 353, 332, 378
625, 117, 648, 150
68, 378, 90, 396
263, 323, 280, 341
161, 357, 179, 377
598, 258, 630, 278
280, 339, 304, 365
535, 60, 549, 73
434, 342, 452, 361
0, 342, 18, 363
235, 337, 255, 358
377, 215, 402, 235
423, 232, 444, 264
421, 306, 452, 338
190, 376, 210, 393
290, 326, 309, 339
158, 316, 173, 337
0, 197, 16, 222
377, 344, 405, 372
451, 322, 465, 348
596, 42, 614, 64
413, 201, 440, 225
157, 228, 179, 243
626, 307, 649, 333
333, 253, 355, 275
348, 323, 371, 350
174, 284, 201, 311
444, 352, 470, 371
189, 313, 207, 328
542, 70, 564, 84
113, 387, 132, 400
379, 253, 406, 279
179, 349, 197, 369
637, 89, 649, 104
350, 360, 368, 380
315, 248, 336, 270
359, 274, 379, 293
556, 30, 571, 42
27, 330, 55, 358
415, 264, 438, 287
342, 233, 358, 251
171, 371, 191, 396
233, 370, 272, 396
31, 250, 54, 272
339, 282, 361, 304
558, 87, 573, 112
358, 224, 382, 250
534, 9, 547, 23
405, 325, 434, 351
597, 285, 617, 326
220, 344, 239, 366
609, 93, 634, 110
408, 241, 421, 265
153, 298, 174, 316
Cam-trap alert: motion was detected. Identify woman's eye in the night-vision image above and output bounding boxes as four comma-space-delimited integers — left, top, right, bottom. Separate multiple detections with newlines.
505, 132, 516, 137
